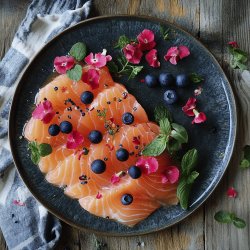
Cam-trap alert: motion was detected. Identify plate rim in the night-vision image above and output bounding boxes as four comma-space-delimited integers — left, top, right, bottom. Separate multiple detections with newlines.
8, 14, 237, 236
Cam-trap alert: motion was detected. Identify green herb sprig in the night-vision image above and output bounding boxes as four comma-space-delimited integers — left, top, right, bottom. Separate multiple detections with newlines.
240, 145, 250, 169
214, 211, 246, 229
66, 42, 87, 81
177, 148, 199, 209
229, 45, 248, 70
160, 25, 171, 41
142, 105, 188, 156
28, 141, 52, 164
189, 73, 204, 83
114, 35, 131, 49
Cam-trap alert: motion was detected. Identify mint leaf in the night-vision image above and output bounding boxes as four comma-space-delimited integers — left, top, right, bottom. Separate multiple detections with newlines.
38, 143, 52, 157
154, 105, 172, 123
114, 35, 130, 49
214, 211, 234, 224
240, 159, 250, 168
181, 149, 198, 176
159, 118, 171, 135
240, 145, 250, 168
142, 135, 167, 156
233, 217, 246, 229
166, 139, 182, 154
128, 65, 143, 79
170, 123, 188, 144
187, 171, 199, 184
69, 42, 87, 61
160, 25, 170, 41
229, 46, 248, 70
31, 152, 40, 164
177, 178, 191, 209
189, 73, 204, 83
106, 61, 118, 73
66, 64, 82, 81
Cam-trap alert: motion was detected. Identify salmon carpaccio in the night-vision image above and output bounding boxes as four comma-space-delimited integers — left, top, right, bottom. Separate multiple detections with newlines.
24, 65, 179, 227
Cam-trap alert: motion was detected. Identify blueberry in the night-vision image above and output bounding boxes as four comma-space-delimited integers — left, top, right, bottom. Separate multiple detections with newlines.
59, 121, 72, 134
88, 130, 103, 144
48, 124, 60, 136
159, 73, 175, 87
164, 90, 178, 104
176, 74, 190, 87
122, 112, 134, 125
91, 159, 106, 174
80, 91, 94, 104
145, 74, 158, 88
116, 148, 129, 162
128, 166, 141, 179
121, 194, 133, 205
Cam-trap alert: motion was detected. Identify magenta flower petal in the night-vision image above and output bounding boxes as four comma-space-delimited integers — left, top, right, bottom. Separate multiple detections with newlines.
182, 97, 197, 117
136, 156, 159, 175
66, 130, 84, 149
161, 166, 180, 184
122, 44, 143, 64
82, 69, 100, 89
54, 56, 75, 74
96, 192, 102, 199
192, 110, 207, 124
111, 174, 120, 184
178, 46, 190, 59
137, 29, 156, 51
85, 52, 112, 68
145, 49, 160, 68
228, 41, 239, 48
194, 86, 203, 96
227, 187, 237, 198
32, 100, 55, 124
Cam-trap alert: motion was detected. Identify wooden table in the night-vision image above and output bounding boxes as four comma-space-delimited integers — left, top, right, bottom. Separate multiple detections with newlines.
1, 0, 249, 249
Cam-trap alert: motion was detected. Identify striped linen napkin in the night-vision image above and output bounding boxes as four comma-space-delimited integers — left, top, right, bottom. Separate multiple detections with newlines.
0, 0, 92, 249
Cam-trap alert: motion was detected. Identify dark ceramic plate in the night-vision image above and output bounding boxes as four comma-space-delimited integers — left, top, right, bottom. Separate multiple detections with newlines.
9, 15, 236, 236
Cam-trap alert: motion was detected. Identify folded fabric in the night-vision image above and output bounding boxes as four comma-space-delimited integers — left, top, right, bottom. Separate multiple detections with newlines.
0, 0, 92, 249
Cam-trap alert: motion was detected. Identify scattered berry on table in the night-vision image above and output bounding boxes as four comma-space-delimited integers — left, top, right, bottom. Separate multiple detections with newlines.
164, 89, 178, 104
122, 112, 134, 125
159, 73, 175, 87
59, 121, 73, 134
88, 130, 103, 144
48, 124, 60, 136
145, 74, 158, 88
91, 159, 106, 174
80, 91, 94, 104
128, 166, 142, 179
176, 74, 190, 87
116, 148, 129, 162
121, 194, 133, 205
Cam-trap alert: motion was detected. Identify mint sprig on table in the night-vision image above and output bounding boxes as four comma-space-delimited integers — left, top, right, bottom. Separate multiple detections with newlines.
177, 149, 199, 209
228, 45, 248, 70
142, 105, 188, 156
160, 25, 170, 41
214, 211, 246, 229
240, 145, 250, 168
67, 42, 87, 81
28, 141, 52, 164
114, 35, 132, 49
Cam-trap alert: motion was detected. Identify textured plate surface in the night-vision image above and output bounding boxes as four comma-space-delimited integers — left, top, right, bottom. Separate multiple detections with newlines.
9, 15, 236, 236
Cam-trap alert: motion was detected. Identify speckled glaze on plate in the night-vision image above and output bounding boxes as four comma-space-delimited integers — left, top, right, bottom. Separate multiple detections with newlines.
9, 15, 237, 236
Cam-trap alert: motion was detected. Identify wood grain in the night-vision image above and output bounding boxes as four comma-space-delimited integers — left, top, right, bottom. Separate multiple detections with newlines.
0, 0, 249, 249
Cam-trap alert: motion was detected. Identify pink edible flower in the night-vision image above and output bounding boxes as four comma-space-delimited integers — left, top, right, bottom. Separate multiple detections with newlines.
145, 49, 160, 68
194, 86, 203, 96
122, 44, 143, 64
136, 156, 158, 175
164, 45, 190, 65
228, 41, 239, 48
111, 174, 120, 184
13, 200, 25, 206
96, 192, 102, 199
227, 187, 237, 198
85, 50, 112, 68
54, 56, 75, 74
137, 29, 156, 51
132, 136, 140, 145
192, 109, 207, 124
182, 97, 197, 117
66, 130, 84, 149
161, 166, 180, 184
32, 100, 55, 124
82, 69, 100, 89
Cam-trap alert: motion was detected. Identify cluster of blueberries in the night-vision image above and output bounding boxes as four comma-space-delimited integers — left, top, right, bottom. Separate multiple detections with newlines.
144, 72, 190, 104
